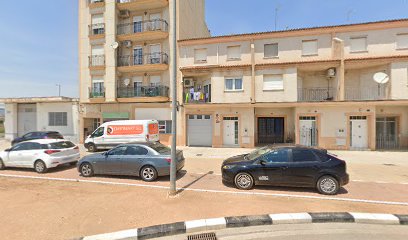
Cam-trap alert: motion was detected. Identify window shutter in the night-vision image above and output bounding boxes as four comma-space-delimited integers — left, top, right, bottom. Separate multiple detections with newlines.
92, 14, 104, 24
264, 43, 278, 57
92, 76, 104, 83
227, 46, 241, 59
302, 40, 318, 55
350, 37, 367, 52
92, 45, 104, 55
194, 49, 207, 62
150, 75, 161, 85
263, 74, 283, 90
397, 34, 408, 49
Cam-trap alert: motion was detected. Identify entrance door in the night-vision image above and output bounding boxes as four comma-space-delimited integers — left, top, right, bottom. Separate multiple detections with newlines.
17, 104, 37, 136
376, 117, 397, 149
350, 116, 368, 149
149, 13, 161, 30
258, 117, 284, 144
299, 116, 317, 147
133, 16, 143, 33
223, 117, 239, 146
149, 44, 161, 64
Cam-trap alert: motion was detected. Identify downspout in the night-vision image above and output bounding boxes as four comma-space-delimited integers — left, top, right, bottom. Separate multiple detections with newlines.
250, 39, 256, 104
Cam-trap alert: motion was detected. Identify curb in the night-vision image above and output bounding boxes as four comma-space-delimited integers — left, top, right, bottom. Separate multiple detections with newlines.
77, 212, 407, 240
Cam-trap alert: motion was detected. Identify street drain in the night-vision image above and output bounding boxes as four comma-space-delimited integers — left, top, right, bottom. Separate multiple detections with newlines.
187, 232, 217, 240
383, 164, 397, 166
196, 154, 203, 156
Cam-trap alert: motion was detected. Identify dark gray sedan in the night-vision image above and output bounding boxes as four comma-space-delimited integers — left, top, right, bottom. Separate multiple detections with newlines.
77, 142, 185, 182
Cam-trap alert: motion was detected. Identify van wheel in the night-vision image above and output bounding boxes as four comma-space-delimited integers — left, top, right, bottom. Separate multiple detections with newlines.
34, 160, 47, 174
140, 166, 158, 182
0, 159, 5, 170
317, 175, 339, 195
87, 144, 97, 152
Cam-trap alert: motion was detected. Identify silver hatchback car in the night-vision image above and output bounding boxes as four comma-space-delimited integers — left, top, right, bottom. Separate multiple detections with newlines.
77, 142, 185, 182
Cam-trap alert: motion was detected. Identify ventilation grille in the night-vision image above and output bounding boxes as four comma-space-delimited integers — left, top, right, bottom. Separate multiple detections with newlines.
187, 232, 217, 240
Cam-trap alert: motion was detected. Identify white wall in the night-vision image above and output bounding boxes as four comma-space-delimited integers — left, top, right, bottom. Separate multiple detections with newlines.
4, 103, 18, 141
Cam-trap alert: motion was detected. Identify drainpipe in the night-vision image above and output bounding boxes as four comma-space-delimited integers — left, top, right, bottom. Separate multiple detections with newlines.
250, 39, 256, 104
333, 37, 345, 101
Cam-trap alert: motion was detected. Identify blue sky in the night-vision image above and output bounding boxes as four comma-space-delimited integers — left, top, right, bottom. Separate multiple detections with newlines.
0, 0, 407, 98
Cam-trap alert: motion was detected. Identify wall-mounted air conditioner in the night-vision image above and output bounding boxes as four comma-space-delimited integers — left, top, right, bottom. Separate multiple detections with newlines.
183, 78, 194, 87
327, 68, 336, 78
123, 40, 132, 48
119, 10, 130, 18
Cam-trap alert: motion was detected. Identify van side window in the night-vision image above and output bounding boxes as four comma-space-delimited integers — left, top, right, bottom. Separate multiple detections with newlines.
92, 127, 104, 137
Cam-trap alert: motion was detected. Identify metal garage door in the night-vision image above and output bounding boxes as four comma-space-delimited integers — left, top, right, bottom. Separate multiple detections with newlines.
187, 114, 212, 147
18, 104, 37, 136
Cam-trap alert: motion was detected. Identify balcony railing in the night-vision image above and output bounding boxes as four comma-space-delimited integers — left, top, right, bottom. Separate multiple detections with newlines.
117, 85, 169, 98
89, 23, 105, 36
89, 55, 105, 67
345, 85, 388, 101
117, 19, 168, 35
89, 87, 105, 98
298, 87, 335, 102
118, 52, 168, 67
88, 0, 104, 4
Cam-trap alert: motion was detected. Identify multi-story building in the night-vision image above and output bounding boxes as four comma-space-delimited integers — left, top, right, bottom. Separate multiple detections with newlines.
78, 0, 209, 143
177, 19, 408, 150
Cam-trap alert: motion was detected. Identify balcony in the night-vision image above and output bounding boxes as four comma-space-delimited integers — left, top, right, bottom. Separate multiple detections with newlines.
117, 52, 168, 73
88, 87, 105, 102
183, 78, 212, 104
298, 87, 335, 102
345, 85, 388, 101
116, 0, 168, 11
88, 0, 105, 9
117, 19, 169, 42
89, 55, 105, 70
117, 85, 169, 102
88, 23, 105, 40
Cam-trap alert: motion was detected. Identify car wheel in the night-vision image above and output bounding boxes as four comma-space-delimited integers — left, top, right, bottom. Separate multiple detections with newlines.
140, 166, 158, 182
34, 160, 47, 174
87, 144, 97, 152
234, 172, 254, 190
80, 163, 94, 177
317, 175, 339, 195
0, 159, 5, 170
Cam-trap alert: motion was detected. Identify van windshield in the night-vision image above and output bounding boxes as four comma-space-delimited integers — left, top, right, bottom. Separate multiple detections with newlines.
92, 127, 104, 137
149, 142, 171, 154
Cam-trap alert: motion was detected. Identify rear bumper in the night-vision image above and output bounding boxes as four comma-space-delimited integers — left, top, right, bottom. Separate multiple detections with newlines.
157, 159, 185, 176
48, 153, 81, 168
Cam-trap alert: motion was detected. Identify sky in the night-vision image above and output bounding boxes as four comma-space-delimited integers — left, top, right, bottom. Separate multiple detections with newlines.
0, 0, 407, 98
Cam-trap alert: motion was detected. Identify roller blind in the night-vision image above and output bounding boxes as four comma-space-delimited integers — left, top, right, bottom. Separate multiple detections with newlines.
264, 43, 279, 57
194, 49, 207, 62
150, 75, 161, 84
92, 14, 103, 24
350, 37, 367, 52
92, 76, 104, 83
397, 34, 408, 49
302, 40, 318, 56
92, 45, 104, 55
263, 74, 283, 90
227, 46, 241, 59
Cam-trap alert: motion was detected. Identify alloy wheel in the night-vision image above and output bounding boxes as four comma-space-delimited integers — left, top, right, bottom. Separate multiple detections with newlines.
234, 173, 254, 190
81, 164, 93, 177
317, 176, 339, 195
35, 161, 46, 173
140, 166, 157, 182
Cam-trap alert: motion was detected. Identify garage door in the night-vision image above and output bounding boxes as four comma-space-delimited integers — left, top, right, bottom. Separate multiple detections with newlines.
187, 114, 212, 147
18, 104, 37, 136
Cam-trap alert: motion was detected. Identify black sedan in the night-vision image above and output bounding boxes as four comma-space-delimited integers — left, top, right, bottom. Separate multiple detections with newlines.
12, 131, 64, 146
221, 145, 349, 195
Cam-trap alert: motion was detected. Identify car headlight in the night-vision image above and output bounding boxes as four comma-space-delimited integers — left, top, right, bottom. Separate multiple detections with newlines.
222, 165, 235, 170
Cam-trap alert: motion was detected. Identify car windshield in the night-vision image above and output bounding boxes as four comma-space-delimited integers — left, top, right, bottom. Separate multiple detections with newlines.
246, 146, 273, 161
149, 142, 171, 154
49, 141, 75, 149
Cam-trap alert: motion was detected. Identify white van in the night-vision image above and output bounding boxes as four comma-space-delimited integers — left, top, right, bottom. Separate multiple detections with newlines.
84, 120, 160, 152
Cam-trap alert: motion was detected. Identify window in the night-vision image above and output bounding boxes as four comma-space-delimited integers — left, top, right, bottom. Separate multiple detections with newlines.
126, 146, 148, 155
397, 33, 408, 49
194, 48, 207, 63
91, 14, 104, 35
264, 149, 290, 163
49, 141, 75, 149
12, 142, 41, 151
91, 77, 104, 97
292, 149, 319, 162
350, 37, 367, 52
149, 142, 172, 154
302, 40, 318, 56
158, 120, 172, 134
108, 146, 127, 156
227, 46, 241, 60
92, 127, 104, 137
264, 43, 279, 58
263, 74, 283, 90
225, 77, 243, 91
49, 112, 67, 126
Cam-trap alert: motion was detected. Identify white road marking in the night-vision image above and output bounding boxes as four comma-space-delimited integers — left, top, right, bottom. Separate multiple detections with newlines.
1, 173, 408, 206
351, 179, 408, 185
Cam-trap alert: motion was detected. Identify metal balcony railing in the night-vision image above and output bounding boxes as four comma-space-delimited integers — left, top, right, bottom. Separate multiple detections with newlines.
117, 85, 169, 98
89, 87, 105, 98
298, 87, 335, 102
117, 19, 168, 35
88, 0, 104, 4
345, 85, 388, 101
376, 134, 408, 150
89, 23, 105, 36
89, 55, 105, 67
117, 52, 168, 67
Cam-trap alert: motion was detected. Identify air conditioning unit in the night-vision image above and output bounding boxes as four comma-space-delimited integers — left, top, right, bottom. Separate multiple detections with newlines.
122, 40, 132, 48
119, 10, 130, 18
183, 78, 194, 87
327, 68, 336, 78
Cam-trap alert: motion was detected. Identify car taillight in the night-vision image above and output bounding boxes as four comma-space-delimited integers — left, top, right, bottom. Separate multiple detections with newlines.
165, 158, 171, 163
74, 146, 79, 150
44, 150, 61, 155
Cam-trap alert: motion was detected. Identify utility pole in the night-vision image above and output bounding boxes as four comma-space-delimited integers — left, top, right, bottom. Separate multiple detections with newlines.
274, 7, 279, 31
56, 84, 61, 97
169, 0, 178, 196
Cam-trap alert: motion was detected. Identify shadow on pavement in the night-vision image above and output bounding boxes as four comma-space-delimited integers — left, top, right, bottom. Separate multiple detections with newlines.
3, 163, 77, 174
176, 171, 214, 194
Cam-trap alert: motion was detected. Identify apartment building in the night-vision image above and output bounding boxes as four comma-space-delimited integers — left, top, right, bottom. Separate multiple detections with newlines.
78, 0, 209, 143
178, 19, 408, 150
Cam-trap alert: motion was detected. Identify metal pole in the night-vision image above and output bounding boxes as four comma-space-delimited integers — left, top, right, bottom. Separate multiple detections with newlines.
56, 84, 61, 97
169, 0, 177, 196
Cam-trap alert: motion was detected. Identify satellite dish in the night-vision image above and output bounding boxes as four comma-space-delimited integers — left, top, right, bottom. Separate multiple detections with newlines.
123, 78, 130, 86
373, 72, 389, 84
111, 42, 119, 49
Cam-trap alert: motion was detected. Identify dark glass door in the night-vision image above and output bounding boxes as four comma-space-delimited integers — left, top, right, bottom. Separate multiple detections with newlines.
258, 117, 285, 144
